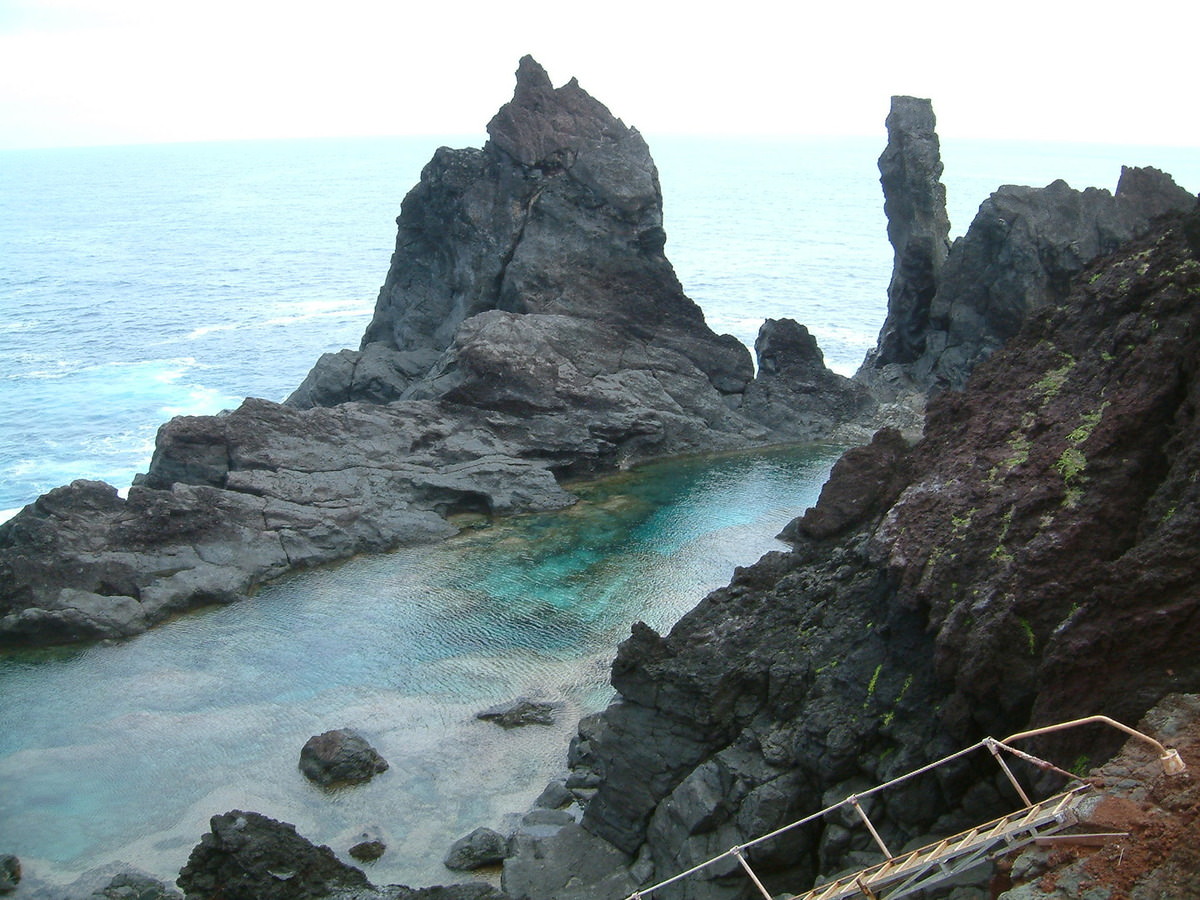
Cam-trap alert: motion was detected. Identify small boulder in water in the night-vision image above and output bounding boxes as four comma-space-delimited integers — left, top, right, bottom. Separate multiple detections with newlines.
0, 856, 19, 894
348, 825, 387, 862
475, 698, 560, 729
298, 729, 388, 786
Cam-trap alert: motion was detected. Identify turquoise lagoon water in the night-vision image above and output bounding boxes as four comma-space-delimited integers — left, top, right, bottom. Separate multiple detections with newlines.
0, 445, 843, 889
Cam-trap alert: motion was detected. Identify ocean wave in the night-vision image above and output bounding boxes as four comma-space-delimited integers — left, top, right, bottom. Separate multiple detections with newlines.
159, 385, 239, 418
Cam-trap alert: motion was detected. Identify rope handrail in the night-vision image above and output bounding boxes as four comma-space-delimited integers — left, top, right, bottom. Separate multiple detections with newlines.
623, 715, 1184, 900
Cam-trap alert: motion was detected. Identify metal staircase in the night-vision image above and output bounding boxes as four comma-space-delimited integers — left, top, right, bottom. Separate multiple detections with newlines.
794, 785, 1089, 900
625, 716, 1185, 900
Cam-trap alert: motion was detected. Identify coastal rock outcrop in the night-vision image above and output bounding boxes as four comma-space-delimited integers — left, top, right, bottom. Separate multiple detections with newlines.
504, 203, 1200, 900
0, 56, 873, 649
177, 811, 370, 900
859, 99, 1195, 399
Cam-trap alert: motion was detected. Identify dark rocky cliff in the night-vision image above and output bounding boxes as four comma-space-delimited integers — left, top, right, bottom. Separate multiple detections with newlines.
0, 58, 872, 648
503, 203, 1200, 900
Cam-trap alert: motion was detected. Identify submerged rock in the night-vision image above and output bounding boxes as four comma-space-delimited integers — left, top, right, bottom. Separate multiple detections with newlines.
299, 730, 389, 787
476, 698, 561, 729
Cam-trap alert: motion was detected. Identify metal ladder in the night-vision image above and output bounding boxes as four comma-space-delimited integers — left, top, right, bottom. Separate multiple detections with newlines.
625, 716, 1184, 900
794, 784, 1090, 900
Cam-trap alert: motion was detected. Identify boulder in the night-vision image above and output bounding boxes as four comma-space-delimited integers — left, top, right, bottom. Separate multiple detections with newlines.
0, 856, 17, 894
533, 781, 573, 810
443, 827, 509, 871
299, 730, 388, 787
176, 810, 369, 900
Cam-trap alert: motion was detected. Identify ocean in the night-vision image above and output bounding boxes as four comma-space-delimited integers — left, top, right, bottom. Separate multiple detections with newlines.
1, 134, 1197, 889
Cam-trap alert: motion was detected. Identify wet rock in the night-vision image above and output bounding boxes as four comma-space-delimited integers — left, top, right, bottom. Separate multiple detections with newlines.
177, 810, 370, 900
0, 856, 18, 894
476, 698, 560, 729
533, 781, 573, 810
347, 827, 387, 863
444, 827, 509, 871
299, 730, 389, 787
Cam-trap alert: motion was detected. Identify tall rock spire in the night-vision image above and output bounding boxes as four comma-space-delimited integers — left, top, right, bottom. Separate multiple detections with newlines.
867, 95, 951, 369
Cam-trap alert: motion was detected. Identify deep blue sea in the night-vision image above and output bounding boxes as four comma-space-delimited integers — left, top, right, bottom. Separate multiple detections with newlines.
0, 134, 1197, 890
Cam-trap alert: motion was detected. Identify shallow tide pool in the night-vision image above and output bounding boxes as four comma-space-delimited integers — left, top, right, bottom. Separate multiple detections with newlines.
0, 445, 842, 890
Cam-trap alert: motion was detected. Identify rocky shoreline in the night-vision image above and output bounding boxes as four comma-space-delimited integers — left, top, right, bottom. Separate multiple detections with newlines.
1, 57, 874, 649
3, 57, 1199, 900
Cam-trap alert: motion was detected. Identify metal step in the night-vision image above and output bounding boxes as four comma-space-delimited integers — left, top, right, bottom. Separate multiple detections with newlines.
793, 785, 1090, 900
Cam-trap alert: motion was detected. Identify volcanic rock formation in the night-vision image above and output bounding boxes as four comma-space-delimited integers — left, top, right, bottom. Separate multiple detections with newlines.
501, 202, 1200, 900
0, 57, 872, 648
858, 98, 1195, 399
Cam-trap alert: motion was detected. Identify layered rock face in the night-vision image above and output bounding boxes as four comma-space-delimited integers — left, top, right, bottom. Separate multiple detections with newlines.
859, 99, 1195, 398
510, 204, 1200, 900
0, 58, 871, 648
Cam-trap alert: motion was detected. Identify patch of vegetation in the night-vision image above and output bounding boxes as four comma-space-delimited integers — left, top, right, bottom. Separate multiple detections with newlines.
991, 506, 1015, 563
864, 663, 883, 708
1067, 403, 1108, 447
1032, 354, 1076, 403
1070, 754, 1091, 777
1018, 617, 1036, 655
1056, 447, 1087, 484
951, 508, 976, 533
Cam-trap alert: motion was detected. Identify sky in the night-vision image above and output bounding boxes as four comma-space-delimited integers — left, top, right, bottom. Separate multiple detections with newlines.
0, 0, 1197, 151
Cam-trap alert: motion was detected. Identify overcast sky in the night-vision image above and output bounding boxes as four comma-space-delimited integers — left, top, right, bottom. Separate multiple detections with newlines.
1, 0, 1197, 151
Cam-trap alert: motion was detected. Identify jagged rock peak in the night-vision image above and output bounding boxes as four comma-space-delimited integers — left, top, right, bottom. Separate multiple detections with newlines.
487, 55, 632, 168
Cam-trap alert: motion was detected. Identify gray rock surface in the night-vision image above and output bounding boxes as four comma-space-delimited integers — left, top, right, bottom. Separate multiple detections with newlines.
443, 828, 509, 871
299, 730, 389, 787
6, 863, 182, 900
0, 56, 874, 649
